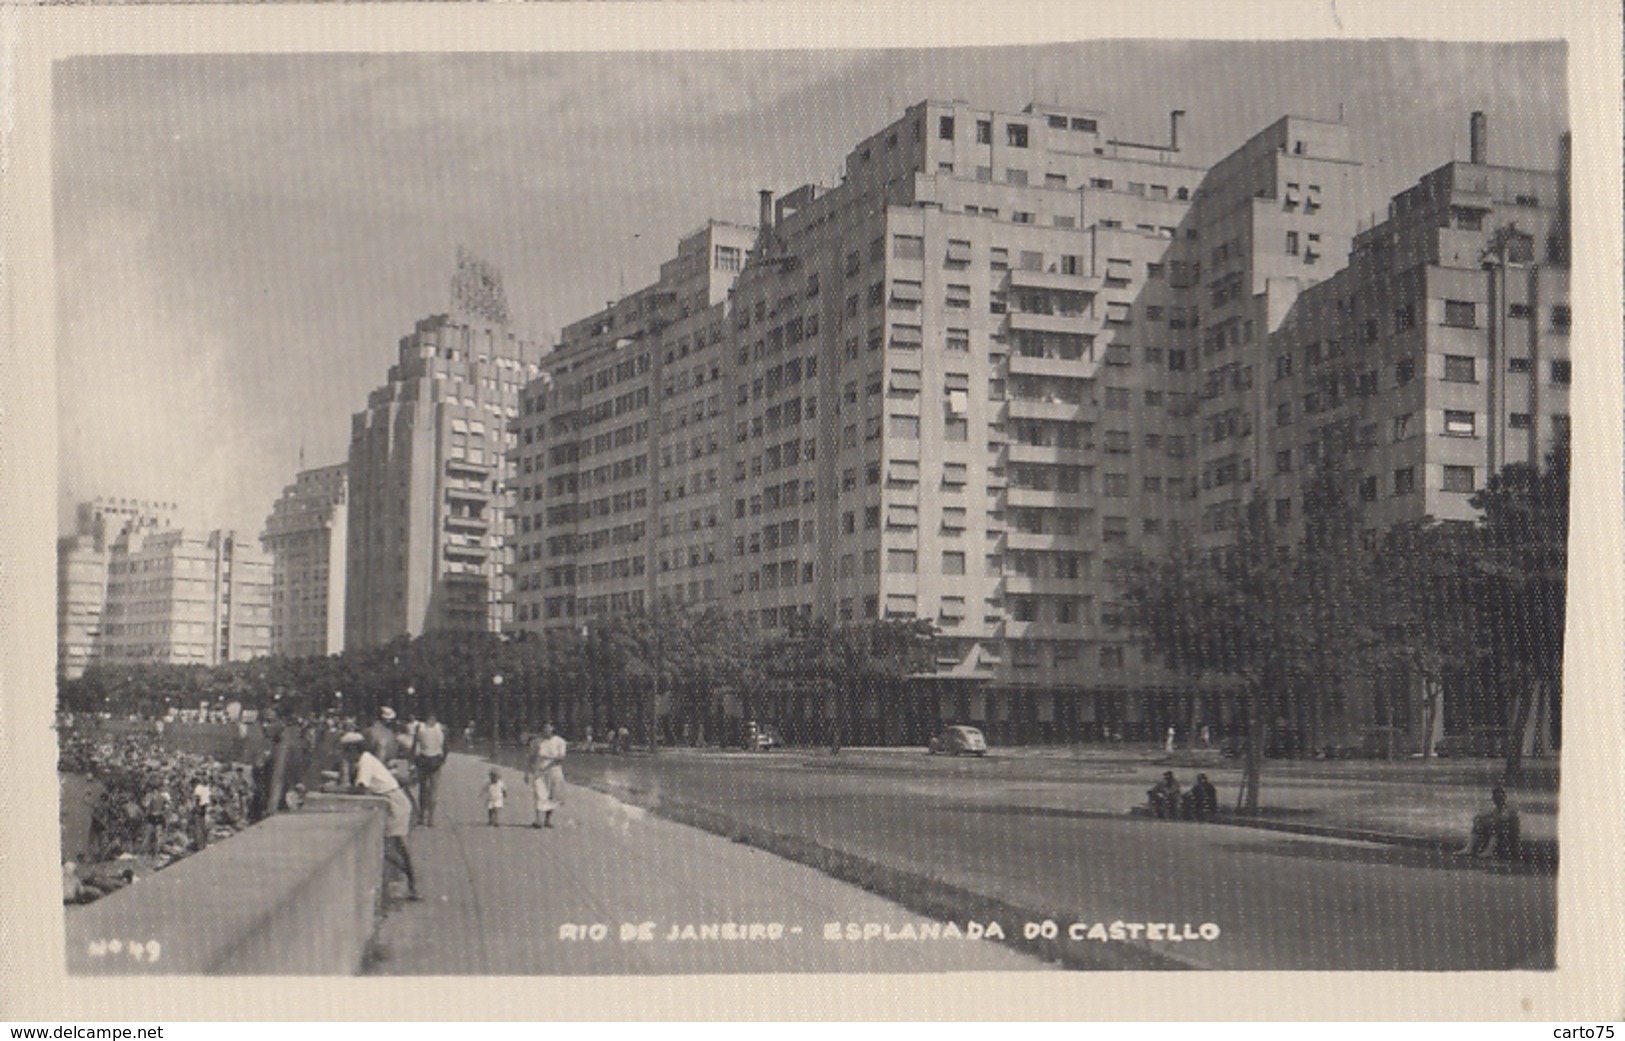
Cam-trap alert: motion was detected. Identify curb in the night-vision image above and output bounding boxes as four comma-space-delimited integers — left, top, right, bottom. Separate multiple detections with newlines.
1126, 803, 1447, 849
1125, 805, 1558, 868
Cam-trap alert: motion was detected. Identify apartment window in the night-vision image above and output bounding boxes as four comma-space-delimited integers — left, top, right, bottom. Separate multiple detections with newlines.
1510, 412, 1533, 430
1444, 410, 1477, 437
884, 549, 917, 575
1285, 231, 1299, 256
939, 115, 955, 140
1508, 356, 1531, 374
941, 506, 968, 532
1100, 646, 1125, 670
1551, 305, 1571, 331
1012, 211, 1035, 225
1393, 413, 1413, 442
1443, 465, 1476, 493
1275, 353, 1293, 380
1007, 169, 1029, 187
1006, 123, 1029, 148
1551, 359, 1572, 385
1444, 355, 1477, 383
1104, 430, 1132, 455
1443, 300, 1477, 328
1275, 449, 1293, 475
1396, 356, 1416, 385
1359, 476, 1378, 502
946, 328, 970, 353
1394, 467, 1416, 496
975, 119, 992, 144
893, 235, 924, 260
946, 284, 972, 310
1102, 516, 1128, 544
942, 462, 968, 489
1275, 498, 1292, 526
941, 550, 967, 576
889, 414, 920, 439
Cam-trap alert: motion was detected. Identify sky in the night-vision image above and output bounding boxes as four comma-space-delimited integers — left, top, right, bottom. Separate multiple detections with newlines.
54, 40, 1567, 537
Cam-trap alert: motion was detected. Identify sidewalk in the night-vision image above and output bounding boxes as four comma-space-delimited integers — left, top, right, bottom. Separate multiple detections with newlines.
365, 752, 1050, 975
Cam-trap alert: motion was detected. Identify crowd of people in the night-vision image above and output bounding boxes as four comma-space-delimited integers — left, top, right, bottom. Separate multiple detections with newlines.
59, 731, 255, 903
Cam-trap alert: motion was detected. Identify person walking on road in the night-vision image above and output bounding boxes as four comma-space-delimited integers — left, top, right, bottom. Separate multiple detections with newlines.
339, 732, 419, 901
484, 770, 507, 827
414, 710, 447, 827
526, 723, 567, 829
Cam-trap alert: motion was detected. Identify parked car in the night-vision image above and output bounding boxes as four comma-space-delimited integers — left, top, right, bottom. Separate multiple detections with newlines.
722, 719, 782, 751
928, 725, 988, 756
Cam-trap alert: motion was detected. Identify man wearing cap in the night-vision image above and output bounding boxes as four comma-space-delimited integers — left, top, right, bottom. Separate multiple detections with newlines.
339, 732, 419, 901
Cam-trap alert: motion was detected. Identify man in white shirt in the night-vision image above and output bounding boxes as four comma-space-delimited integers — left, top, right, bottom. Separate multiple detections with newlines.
413, 710, 448, 828
525, 723, 568, 829
340, 732, 419, 900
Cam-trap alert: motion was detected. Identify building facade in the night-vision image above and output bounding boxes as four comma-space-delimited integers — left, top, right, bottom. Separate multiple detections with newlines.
261, 463, 349, 657
345, 252, 545, 649
57, 498, 178, 679
97, 526, 272, 667
510, 102, 1567, 746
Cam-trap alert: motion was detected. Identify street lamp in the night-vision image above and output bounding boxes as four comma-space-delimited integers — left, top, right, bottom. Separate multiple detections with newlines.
491, 673, 504, 759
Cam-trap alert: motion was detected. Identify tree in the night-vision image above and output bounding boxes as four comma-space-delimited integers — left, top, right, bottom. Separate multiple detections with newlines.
1375, 519, 1481, 758
1471, 433, 1568, 779
1285, 457, 1382, 756
1122, 492, 1296, 813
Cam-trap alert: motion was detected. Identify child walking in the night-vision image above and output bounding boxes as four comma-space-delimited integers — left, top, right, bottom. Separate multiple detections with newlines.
484, 770, 507, 827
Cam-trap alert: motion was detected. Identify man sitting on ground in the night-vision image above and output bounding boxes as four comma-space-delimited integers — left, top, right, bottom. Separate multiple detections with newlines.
1184, 773, 1219, 821
1147, 771, 1182, 820
1456, 785, 1521, 859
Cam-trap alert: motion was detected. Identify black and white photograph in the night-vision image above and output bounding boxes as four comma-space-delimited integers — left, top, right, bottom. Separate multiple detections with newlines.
4, 0, 1622, 1023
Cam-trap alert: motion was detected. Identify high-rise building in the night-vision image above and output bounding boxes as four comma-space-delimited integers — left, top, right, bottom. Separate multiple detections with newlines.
57, 497, 178, 679
98, 526, 272, 667
261, 463, 349, 657
1262, 116, 1570, 536
511, 221, 755, 636
345, 252, 545, 649
511, 101, 1568, 747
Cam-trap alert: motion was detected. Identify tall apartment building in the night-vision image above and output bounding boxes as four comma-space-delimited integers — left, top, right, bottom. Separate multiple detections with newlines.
1258, 118, 1570, 738
57, 497, 178, 679
97, 526, 272, 667
261, 462, 349, 657
512, 101, 1567, 746
345, 252, 545, 649
512, 221, 756, 632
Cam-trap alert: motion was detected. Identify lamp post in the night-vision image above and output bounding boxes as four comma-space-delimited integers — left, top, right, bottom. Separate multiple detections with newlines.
491, 673, 504, 759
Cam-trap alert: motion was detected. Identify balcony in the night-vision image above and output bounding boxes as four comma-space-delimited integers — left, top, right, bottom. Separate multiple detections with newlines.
1008, 397, 1086, 422
446, 457, 493, 480
1008, 352, 1100, 379
1003, 574, 1090, 597
1006, 486, 1075, 509
1007, 443, 1094, 466
444, 513, 490, 534
1002, 619, 1086, 641
1006, 530, 1071, 552
1007, 268, 1103, 293
1008, 310, 1098, 336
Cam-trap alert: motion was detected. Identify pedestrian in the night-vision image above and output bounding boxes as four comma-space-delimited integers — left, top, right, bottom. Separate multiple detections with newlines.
1200, 724, 1212, 750
339, 732, 419, 900
583, 725, 595, 753
141, 787, 171, 857
414, 710, 448, 827
1455, 785, 1521, 859
1165, 725, 1176, 754
485, 770, 507, 827
525, 722, 567, 829
463, 721, 477, 749
190, 776, 212, 850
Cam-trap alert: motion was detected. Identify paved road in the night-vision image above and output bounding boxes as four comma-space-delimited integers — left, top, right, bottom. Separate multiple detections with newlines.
366, 752, 1049, 975
567, 749, 1556, 971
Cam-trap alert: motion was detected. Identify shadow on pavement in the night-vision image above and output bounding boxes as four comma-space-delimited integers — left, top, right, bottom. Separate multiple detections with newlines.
1222, 834, 1558, 875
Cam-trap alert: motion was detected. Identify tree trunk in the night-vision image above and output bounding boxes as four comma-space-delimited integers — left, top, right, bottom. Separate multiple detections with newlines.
1237, 686, 1263, 816
1503, 672, 1536, 781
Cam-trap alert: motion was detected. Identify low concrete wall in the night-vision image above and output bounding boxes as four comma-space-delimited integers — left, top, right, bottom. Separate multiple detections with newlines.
66, 794, 385, 975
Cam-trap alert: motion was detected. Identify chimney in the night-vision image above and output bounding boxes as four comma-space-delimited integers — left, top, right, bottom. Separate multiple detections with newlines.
758, 190, 774, 234
1170, 110, 1185, 152
1469, 111, 1488, 165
